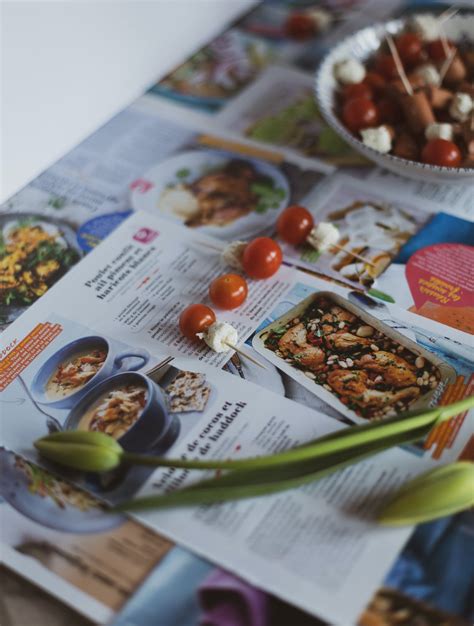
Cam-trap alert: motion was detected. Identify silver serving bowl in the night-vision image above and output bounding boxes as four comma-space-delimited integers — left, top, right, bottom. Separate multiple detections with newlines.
315, 15, 474, 182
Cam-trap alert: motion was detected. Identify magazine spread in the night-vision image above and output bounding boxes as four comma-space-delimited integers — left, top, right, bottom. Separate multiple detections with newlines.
1, 1, 473, 625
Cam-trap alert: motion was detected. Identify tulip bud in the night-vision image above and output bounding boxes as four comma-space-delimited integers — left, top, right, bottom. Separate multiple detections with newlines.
379, 462, 474, 526
34, 431, 123, 472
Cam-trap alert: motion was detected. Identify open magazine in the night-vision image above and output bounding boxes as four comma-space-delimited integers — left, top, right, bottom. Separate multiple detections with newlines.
1, 1, 473, 625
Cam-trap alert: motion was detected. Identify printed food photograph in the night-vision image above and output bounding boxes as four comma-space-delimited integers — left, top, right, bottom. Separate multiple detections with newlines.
0, 450, 124, 533
253, 292, 455, 421
149, 29, 274, 110
0, 214, 81, 323
131, 148, 291, 240
282, 183, 429, 289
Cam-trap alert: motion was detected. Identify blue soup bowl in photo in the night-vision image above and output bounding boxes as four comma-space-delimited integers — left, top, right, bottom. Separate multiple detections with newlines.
30, 335, 150, 410
64, 371, 171, 453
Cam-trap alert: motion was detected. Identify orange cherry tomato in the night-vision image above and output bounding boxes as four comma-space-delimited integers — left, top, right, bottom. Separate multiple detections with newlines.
342, 97, 379, 133
342, 82, 373, 101
395, 33, 422, 65
179, 304, 216, 341
285, 13, 315, 39
276, 205, 314, 246
209, 273, 248, 310
421, 139, 462, 168
375, 54, 400, 80
242, 237, 282, 279
427, 39, 456, 62
364, 72, 386, 95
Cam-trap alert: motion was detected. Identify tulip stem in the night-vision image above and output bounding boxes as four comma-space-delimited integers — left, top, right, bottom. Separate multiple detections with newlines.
121, 397, 473, 472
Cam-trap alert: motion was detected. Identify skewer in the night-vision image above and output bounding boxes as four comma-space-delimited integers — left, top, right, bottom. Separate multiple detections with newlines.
329, 243, 376, 267
224, 342, 267, 370
437, 6, 458, 25
438, 46, 457, 84
385, 34, 413, 96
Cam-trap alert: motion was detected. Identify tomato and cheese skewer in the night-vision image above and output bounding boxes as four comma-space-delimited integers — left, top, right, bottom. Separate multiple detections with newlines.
276, 205, 375, 266
179, 304, 266, 368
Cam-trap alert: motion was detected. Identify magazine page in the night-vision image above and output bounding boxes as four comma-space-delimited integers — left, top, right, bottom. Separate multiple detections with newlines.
0, 450, 173, 622
2, 210, 469, 625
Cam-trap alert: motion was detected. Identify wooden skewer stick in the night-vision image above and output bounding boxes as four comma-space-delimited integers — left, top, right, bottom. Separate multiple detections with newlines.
437, 6, 458, 25
225, 342, 267, 370
438, 46, 457, 85
386, 34, 413, 96
329, 243, 376, 267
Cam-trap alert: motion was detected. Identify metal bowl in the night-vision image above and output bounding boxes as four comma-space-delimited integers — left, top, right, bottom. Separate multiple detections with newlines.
315, 15, 474, 182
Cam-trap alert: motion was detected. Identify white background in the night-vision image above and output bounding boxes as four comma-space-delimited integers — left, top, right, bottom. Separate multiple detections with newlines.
0, 0, 255, 202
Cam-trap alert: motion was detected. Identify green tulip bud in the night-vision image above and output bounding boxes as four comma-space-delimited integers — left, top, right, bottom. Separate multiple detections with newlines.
34, 431, 123, 472
379, 462, 474, 526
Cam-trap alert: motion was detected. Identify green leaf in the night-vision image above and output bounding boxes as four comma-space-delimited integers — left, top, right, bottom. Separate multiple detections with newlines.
378, 462, 474, 526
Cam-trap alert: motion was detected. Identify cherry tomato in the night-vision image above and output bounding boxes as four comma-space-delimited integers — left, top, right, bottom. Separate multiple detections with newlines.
342, 82, 373, 101
363, 72, 386, 95
421, 139, 462, 168
242, 237, 282, 279
209, 273, 248, 310
427, 39, 456, 62
285, 13, 315, 39
375, 54, 400, 80
377, 97, 401, 124
395, 33, 422, 65
179, 304, 216, 341
342, 97, 379, 133
276, 205, 314, 246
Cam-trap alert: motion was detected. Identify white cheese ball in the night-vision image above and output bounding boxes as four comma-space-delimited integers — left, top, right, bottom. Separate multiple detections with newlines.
307, 222, 340, 252
221, 240, 246, 270
360, 126, 392, 154
414, 64, 440, 87
425, 122, 454, 141
334, 58, 366, 85
198, 321, 239, 353
305, 7, 332, 32
410, 14, 440, 41
449, 93, 473, 122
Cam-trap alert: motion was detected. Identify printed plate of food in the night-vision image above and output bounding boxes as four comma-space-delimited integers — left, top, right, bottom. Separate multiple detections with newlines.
252, 292, 456, 423
131, 150, 290, 241
0, 450, 124, 533
0, 213, 81, 324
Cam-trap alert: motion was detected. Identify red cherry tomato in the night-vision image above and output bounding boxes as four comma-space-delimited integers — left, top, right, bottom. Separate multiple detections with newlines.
421, 139, 462, 168
209, 273, 248, 310
342, 97, 379, 133
363, 72, 386, 95
395, 33, 422, 65
427, 39, 456, 62
377, 97, 401, 124
276, 205, 314, 246
179, 304, 216, 341
375, 54, 400, 80
285, 13, 315, 39
342, 82, 373, 101
242, 237, 282, 279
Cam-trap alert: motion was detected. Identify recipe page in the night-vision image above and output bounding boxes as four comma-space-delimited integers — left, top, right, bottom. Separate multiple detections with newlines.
1, 210, 472, 625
